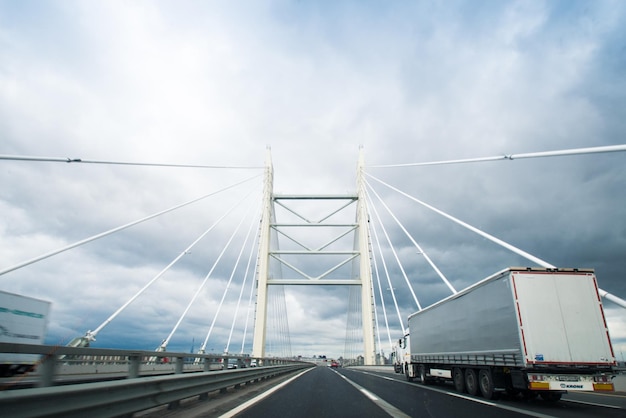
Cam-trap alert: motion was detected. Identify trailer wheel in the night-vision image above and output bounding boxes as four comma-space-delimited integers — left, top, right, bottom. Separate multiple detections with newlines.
453, 368, 466, 393
478, 369, 496, 399
417, 364, 427, 384
405, 365, 413, 382
465, 369, 478, 396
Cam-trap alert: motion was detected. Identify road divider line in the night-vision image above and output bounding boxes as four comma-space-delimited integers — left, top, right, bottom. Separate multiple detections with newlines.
218, 368, 314, 418
331, 369, 411, 418
562, 399, 622, 409
356, 370, 558, 418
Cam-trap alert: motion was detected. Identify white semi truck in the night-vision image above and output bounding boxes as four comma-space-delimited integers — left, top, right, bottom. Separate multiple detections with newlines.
405, 267, 616, 401
0, 290, 51, 376
392, 332, 410, 374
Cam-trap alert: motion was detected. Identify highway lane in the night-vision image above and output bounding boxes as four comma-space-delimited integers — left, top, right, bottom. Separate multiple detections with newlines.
226, 366, 530, 418
136, 365, 626, 417
228, 366, 395, 418
343, 367, 626, 418
226, 366, 626, 418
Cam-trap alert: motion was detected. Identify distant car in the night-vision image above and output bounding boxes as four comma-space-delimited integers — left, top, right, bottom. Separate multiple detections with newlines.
330, 361, 339, 368
227, 359, 238, 369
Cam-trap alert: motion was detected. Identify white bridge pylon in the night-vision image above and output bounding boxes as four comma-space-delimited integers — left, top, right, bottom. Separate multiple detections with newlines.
252, 148, 377, 365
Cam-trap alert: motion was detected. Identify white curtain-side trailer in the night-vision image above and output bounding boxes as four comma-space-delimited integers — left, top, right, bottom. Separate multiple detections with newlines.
0, 290, 51, 376
406, 267, 616, 401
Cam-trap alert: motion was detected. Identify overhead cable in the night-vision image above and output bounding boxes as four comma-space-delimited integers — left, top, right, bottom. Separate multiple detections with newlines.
366, 173, 626, 310
368, 144, 626, 168
0, 154, 263, 169
202, 192, 261, 354
368, 205, 399, 349
158, 186, 259, 351
366, 179, 457, 294
0, 174, 261, 277
365, 187, 422, 310
86, 192, 248, 342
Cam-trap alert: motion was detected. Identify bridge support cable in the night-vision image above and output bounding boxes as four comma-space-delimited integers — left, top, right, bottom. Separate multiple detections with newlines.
365, 179, 457, 295
200, 194, 262, 355
240, 221, 263, 355
365, 188, 422, 311
0, 153, 264, 169
367, 174, 626, 310
158, 188, 259, 352
598, 289, 626, 310
226, 208, 262, 355
368, 144, 626, 168
367, 173, 555, 267
366, 192, 411, 334
372, 286, 384, 364
267, 285, 292, 358
369, 234, 393, 360
73, 193, 258, 347
0, 174, 261, 278
344, 285, 362, 365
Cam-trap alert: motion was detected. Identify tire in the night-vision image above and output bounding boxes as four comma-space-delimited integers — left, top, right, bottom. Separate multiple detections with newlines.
465, 368, 478, 396
478, 369, 496, 399
405, 365, 413, 382
453, 367, 466, 393
539, 392, 562, 402
417, 364, 427, 384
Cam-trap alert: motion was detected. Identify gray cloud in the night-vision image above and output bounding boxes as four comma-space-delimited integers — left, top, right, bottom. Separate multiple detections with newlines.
1, 1, 625, 360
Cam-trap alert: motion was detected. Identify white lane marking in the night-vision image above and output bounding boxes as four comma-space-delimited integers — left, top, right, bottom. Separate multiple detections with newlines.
360, 388, 379, 401
562, 399, 622, 409
218, 368, 314, 418
331, 369, 411, 418
357, 370, 558, 418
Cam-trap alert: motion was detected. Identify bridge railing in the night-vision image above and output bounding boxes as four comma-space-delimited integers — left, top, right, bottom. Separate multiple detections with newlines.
0, 342, 303, 387
1, 343, 314, 417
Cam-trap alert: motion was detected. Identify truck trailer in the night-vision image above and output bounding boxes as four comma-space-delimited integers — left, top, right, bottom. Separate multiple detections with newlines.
405, 267, 616, 401
0, 290, 51, 377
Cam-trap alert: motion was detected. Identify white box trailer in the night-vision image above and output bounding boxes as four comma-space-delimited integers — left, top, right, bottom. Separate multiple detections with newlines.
0, 290, 51, 376
406, 267, 616, 401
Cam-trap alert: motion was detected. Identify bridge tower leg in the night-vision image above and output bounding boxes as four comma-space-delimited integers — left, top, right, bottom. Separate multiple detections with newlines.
357, 149, 376, 365
252, 148, 273, 359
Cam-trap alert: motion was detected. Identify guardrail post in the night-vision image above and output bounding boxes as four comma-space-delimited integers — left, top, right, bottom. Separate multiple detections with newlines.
175, 356, 184, 374
128, 355, 141, 379
37, 353, 57, 387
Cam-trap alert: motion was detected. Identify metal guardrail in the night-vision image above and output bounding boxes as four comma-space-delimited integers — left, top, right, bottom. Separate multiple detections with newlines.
0, 343, 292, 384
0, 343, 314, 417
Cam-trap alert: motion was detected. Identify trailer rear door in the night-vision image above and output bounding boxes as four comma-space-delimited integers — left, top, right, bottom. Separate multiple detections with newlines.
512, 271, 615, 366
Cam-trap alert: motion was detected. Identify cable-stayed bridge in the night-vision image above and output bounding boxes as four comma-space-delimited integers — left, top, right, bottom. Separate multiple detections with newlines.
1, 145, 625, 417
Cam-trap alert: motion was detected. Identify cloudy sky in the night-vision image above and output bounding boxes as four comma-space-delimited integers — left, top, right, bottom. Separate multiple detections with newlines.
1, 1, 625, 360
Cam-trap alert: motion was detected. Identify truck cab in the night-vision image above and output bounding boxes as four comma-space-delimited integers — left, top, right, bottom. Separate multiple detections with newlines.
393, 333, 410, 374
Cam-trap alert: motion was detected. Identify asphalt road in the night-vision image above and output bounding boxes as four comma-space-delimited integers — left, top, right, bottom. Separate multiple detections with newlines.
232, 367, 529, 418
136, 366, 626, 418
